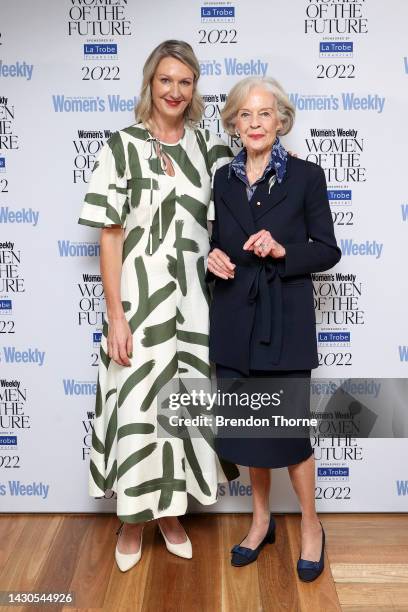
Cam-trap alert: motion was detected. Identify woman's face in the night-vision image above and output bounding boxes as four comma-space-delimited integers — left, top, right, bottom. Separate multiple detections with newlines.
151, 57, 195, 122
235, 86, 282, 155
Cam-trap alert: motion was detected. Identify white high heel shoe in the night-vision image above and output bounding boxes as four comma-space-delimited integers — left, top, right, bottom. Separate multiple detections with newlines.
158, 520, 192, 559
115, 522, 144, 572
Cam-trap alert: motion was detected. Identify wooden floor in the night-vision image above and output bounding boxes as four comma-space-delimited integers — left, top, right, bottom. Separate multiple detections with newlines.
0, 513, 407, 611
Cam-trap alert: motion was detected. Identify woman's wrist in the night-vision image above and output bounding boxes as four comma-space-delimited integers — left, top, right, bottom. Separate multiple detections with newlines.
106, 307, 126, 321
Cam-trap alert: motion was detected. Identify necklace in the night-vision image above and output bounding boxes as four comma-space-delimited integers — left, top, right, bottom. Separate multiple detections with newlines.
147, 119, 184, 144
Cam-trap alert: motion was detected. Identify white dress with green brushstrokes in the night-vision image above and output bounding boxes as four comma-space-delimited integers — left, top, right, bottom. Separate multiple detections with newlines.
78, 122, 237, 523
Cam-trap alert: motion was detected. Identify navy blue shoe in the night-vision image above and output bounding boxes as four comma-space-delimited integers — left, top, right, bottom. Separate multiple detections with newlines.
231, 515, 276, 567
297, 522, 325, 582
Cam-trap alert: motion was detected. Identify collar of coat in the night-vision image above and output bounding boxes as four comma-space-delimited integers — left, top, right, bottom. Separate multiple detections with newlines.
228, 137, 288, 187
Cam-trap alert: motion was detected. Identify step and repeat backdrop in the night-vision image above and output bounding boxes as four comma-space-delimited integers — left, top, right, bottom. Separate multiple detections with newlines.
1, 0, 407, 513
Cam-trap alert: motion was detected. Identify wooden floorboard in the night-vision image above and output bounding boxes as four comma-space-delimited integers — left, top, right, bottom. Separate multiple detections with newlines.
287, 515, 342, 612
335, 584, 408, 609
0, 513, 406, 611
0, 515, 27, 575
221, 513, 262, 612
0, 516, 62, 605
321, 513, 408, 612
331, 563, 408, 583
141, 514, 223, 612
68, 515, 117, 609
258, 516, 299, 612
321, 514, 408, 564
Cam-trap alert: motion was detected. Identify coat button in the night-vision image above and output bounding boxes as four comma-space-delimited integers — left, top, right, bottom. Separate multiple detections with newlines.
256, 201, 261, 206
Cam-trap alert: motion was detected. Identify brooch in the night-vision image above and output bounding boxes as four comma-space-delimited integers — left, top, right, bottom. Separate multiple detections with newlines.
268, 175, 277, 194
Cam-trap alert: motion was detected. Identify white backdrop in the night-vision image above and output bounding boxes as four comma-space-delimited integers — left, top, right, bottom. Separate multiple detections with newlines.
1, 0, 407, 513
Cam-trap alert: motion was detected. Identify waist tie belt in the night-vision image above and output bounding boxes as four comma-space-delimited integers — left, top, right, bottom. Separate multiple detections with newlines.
243, 259, 283, 364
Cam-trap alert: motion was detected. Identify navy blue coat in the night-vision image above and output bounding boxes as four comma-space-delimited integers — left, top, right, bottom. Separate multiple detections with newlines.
207, 155, 342, 375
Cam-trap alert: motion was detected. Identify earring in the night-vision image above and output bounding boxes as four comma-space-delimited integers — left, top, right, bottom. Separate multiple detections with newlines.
235, 129, 240, 138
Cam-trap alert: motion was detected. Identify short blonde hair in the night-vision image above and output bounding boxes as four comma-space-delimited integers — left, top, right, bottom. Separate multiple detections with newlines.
221, 77, 295, 136
135, 40, 204, 127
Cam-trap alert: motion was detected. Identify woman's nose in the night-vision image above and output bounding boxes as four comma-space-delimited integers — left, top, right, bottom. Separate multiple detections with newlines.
170, 83, 181, 99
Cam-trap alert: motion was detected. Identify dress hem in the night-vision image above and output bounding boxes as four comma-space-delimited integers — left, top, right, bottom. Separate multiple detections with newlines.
215, 448, 314, 470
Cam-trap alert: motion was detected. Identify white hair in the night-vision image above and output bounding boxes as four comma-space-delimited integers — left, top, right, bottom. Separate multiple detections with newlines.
221, 76, 295, 136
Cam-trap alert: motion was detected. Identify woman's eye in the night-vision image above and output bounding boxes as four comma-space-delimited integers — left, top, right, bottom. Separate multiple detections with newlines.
240, 112, 250, 118
161, 78, 169, 84
261, 112, 271, 117
181, 81, 192, 86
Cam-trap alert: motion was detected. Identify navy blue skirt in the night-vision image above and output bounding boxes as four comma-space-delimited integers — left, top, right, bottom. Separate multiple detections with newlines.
214, 365, 314, 469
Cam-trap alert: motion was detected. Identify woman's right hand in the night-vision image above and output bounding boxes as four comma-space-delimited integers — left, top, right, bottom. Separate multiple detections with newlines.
207, 248, 236, 280
107, 315, 133, 367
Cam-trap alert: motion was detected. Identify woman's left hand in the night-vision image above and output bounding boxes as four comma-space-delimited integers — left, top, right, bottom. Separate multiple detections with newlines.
243, 230, 286, 259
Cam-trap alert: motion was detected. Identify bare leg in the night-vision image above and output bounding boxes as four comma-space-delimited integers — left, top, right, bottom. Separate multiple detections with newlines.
288, 454, 322, 560
157, 516, 188, 544
117, 522, 144, 554
240, 467, 271, 549
118, 515, 189, 551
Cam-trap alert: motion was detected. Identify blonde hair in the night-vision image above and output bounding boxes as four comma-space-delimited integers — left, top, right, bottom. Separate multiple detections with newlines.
221, 77, 295, 136
135, 40, 204, 127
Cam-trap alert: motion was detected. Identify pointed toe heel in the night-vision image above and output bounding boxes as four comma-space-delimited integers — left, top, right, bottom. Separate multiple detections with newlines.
115, 522, 144, 572
158, 522, 192, 559
231, 514, 276, 567
297, 522, 325, 582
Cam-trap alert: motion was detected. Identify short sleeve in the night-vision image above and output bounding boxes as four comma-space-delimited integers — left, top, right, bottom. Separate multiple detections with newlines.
205, 131, 233, 222
78, 131, 129, 229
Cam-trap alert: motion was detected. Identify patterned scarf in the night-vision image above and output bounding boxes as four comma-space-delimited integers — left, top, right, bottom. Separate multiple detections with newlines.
228, 136, 288, 199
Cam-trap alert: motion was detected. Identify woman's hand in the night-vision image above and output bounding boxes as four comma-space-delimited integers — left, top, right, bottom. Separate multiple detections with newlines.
243, 230, 286, 259
207, 248, 236, 279
107, 315, 133, 367
99, 227, 132, 366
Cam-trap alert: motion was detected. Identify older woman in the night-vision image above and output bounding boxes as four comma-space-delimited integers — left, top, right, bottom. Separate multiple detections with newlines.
207, 77, 341, 580
78, 40, 237, 572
